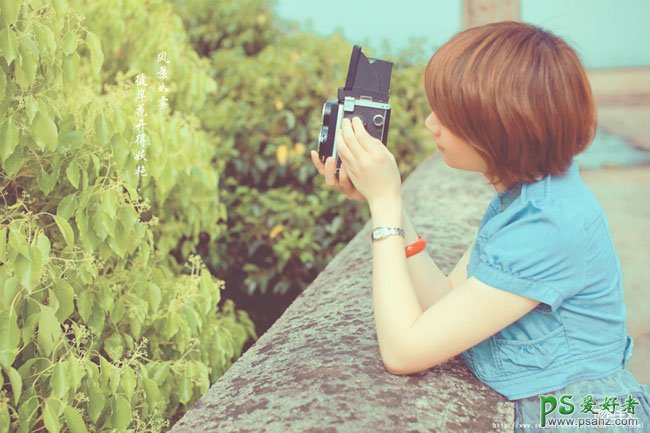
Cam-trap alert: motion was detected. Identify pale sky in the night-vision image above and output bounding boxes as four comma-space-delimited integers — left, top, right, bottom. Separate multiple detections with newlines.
273, 0, 650, 68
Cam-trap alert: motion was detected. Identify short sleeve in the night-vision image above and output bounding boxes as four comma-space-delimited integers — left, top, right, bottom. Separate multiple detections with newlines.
473, 203, 586, 313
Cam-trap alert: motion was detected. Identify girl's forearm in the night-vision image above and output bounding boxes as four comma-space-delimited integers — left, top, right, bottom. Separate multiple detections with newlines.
369, 198, 423, 369
401, 206, 453, 310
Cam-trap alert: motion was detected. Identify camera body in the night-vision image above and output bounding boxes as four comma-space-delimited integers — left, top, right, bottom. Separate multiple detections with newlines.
317, 45, 393, 178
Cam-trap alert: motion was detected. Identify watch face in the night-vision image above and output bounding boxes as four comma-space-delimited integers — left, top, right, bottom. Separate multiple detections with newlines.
372, 227, 389, 240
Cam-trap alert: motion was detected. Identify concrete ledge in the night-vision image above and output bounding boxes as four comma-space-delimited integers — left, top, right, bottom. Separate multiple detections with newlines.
170, 154, 513, 433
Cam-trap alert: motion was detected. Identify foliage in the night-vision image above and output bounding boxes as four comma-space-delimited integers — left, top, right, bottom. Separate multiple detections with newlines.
0, 1, 255, 432
171, 0, 281, 57
0, 0, 437, 431
185, 27, 434, 296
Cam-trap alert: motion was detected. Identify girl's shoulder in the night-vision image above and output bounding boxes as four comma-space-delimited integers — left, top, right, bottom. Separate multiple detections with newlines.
481, 163, 605, 238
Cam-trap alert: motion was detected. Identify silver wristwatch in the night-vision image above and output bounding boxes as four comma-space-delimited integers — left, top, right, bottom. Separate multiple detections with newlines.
371, 226, 405, 242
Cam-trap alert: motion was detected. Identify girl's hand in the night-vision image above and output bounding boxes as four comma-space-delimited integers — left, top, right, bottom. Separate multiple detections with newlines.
335, 116, 402, 208
310, 149, 366, 202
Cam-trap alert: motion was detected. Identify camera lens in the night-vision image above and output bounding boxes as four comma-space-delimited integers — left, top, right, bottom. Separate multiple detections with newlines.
321, 102, 332, 124
319, 126, 328, 146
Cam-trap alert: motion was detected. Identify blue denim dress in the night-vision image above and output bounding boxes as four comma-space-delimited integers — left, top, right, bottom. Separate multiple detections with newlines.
514, 367, 650, 432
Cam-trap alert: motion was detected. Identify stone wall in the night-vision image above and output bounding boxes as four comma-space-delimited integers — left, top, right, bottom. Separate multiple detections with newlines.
170, 154, 515, 433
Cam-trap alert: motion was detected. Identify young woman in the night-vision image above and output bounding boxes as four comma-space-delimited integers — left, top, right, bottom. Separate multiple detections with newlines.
310, 21, 649, 432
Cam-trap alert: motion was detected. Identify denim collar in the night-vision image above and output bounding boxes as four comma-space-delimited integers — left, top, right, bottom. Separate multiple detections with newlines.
494, 159, 579, 214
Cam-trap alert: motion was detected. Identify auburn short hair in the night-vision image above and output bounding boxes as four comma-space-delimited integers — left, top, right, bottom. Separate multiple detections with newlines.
424, 21, 597, 190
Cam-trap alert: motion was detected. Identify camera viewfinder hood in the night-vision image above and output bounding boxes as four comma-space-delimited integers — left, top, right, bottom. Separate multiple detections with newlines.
338, 45, 393, 103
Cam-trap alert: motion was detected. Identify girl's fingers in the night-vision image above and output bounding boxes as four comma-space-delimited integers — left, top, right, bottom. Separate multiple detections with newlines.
339, 164, 352, 191
334, 129, 350, 165
340, 118, 364, 161
310, 150, 325, 175
324, 156, 337, 187
350, 117, 372, 151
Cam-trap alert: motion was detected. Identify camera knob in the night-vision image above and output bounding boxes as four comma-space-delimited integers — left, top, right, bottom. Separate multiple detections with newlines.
373, 114, 385, 126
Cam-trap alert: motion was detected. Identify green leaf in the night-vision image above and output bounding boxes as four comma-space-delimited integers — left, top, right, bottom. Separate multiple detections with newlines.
62, 52, 79, 84
37, 169, 56, 195
51, 0, 67, 19
56, 193, 77, 220
86, 31, 103, 76
87, 382, 105, 423
53, 215, 74, 248
117, 206, 139, 231
101, 189, 116, 218
43, 398, 61, 433
37, 305, 62, 356
94, 112, 109, 146
14, 253, 37, 291
147, 283, 161, 314
128, 314, 141, 340
51, 360, 69, 398
35, 232, 51, 265
0, 117, 19, 162
103, 333, 123, 361
8, 224, 29, 258
0, 277, 19, 313
0, 226, 6, 262
120, 366, 136, 400
65, 161, 80, 188
178, 374, 193, 404
68, 358, 83, 392
109, 298, 125, 324
0, 404, 9, 433
151, 362, 170, 383
142, 377, 160, 408
61, 32, 77, 55
7, 365, 22, 406
33, 23, 56, 58
76, 291, 92, 323
53, 279, 74, 321
110, 395, 131, 431
0, 27, 18, 66
0, 0, 20, 25
17, 390, 39, 433
87, 309, 105, 336
63, 405, 88, 433
0, 69, 5, 104
32, 111, 58, 151
59, 130, 84, 150
15, 35, 39, 90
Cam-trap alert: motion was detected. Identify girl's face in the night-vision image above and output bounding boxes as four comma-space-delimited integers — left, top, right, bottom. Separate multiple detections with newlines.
424, 110, 505, 192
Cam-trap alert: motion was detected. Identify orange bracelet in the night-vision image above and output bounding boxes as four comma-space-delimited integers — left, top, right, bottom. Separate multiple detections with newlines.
405, 234, 427, 258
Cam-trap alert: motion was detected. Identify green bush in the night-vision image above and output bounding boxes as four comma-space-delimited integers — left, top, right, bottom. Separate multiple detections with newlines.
180, 24, 434, 297
171, 0, 281, 57
1, 0, 437, 431
0, 1, 255, 432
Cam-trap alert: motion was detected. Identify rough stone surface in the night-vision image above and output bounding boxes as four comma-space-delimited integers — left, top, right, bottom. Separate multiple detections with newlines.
170, 154, 514, 433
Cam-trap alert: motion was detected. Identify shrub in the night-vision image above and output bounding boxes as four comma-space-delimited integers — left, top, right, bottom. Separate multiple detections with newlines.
0, 1, 255, 432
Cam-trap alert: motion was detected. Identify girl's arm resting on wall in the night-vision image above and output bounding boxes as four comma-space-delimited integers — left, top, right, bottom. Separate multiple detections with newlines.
402, 206, 475, 310
401, 206, 453, 310
371, 198, 539, 376
387, 276, 541, 375
447, 241, 474, 290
